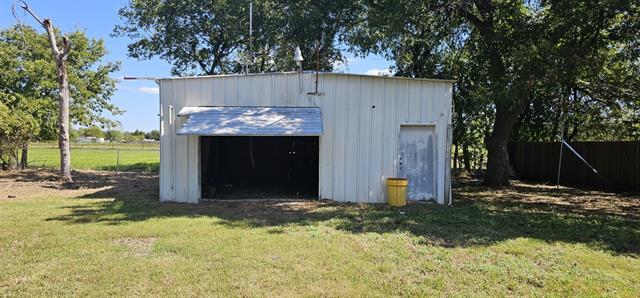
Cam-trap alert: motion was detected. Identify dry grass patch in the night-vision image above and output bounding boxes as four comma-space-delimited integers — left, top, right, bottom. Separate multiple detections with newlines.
114, 237, 158, 257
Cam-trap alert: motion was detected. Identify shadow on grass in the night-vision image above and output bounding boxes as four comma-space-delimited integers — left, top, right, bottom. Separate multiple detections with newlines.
97, 162, 159, 173
34, 170, 640, 256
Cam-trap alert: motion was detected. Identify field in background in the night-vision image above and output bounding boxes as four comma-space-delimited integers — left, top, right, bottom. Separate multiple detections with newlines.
27, 142, 159, 172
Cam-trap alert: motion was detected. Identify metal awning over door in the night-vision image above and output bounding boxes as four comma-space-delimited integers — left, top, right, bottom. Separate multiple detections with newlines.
176, 106, 323, 136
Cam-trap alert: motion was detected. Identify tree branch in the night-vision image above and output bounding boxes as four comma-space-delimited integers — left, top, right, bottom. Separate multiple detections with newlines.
16, 0, 44, 26
42, 19, 61, 57
61, 36, 72, 59
19, 1, 72, 59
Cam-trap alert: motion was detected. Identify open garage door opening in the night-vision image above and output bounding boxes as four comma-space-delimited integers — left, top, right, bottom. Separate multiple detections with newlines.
200, 136, 319, 200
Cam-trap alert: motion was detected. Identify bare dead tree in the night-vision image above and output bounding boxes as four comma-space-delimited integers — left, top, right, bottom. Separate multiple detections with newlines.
16, 0, 73, 182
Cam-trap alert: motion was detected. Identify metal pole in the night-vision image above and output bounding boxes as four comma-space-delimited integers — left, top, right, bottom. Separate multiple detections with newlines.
556, 90, 566, 188
556, 138, 563, 188
116, 148, 120, 176
315, 41, 320, 94
248, 0, 253, 74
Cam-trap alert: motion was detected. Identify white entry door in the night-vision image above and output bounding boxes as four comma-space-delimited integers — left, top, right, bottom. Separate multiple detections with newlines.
398, 125, 435, 201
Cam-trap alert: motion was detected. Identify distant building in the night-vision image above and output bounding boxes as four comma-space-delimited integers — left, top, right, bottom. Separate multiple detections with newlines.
76, 137, 105, 143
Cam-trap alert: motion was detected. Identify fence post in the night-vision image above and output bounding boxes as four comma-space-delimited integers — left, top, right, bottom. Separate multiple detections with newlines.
116, 148, 120, 176
556, 140, 564, 188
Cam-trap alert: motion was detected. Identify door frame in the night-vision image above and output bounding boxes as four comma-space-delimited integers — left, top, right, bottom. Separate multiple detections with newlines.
397, 123, 438, 201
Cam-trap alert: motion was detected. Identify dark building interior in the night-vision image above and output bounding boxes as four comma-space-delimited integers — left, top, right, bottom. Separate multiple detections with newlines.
200, 136, 319, 200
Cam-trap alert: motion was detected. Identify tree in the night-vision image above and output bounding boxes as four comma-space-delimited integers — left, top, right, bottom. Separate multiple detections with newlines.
69, 128, 79, 142
17, 1, 75, 181
82, 126, 105, 138
114, 0, 361, 75
145, 130, 160, 141
0, 92, 39, 170
350, 0, 640, 185
124, 132, 144, 143
267, 0, 362, 72
106, 130, 124, 142
2, 22, 120, 175
512, 1, 640, 142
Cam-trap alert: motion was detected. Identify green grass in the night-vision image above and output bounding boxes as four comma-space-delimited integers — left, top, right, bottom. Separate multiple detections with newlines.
26, 143, 159, 172
1, 172, 638, 296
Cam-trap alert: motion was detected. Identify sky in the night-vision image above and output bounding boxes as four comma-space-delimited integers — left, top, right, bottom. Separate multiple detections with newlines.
0, 0, 392, 132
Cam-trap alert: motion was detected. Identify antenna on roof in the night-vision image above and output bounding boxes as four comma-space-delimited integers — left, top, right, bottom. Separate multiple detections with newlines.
247, 0, 253, 74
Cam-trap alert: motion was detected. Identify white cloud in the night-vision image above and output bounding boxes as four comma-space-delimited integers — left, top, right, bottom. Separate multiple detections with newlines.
138, 86, 159, 94
365, 68, 392, 76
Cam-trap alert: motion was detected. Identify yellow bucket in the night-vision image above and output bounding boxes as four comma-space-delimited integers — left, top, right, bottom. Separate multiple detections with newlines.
386, 178, 408, 207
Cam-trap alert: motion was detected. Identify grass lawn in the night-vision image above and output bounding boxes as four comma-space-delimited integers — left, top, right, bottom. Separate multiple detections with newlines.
26, 143, 159, 172
1, 170, 639, 296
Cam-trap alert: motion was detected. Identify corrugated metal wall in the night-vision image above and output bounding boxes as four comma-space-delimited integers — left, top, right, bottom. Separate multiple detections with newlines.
159, 72, 453, 204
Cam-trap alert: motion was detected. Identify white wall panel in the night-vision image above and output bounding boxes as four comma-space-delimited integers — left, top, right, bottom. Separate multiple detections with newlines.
369, 79, 384, 202
333, 77, 347, 201
409, 82, 421, 123
175, 81, 189, 202
346, 76, 360, 201
319, 75, 334, 200
356, 78, 372, 202
382, 78, 397, 201
159, 80, 174, 202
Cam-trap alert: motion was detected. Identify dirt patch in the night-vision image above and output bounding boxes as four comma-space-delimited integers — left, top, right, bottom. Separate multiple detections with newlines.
0, 169, 157, 201
2, 168, 638, 221
454, 177, 640, 219
114, 237, 158, 257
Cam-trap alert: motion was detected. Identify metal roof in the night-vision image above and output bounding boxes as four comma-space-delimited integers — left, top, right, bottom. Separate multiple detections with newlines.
176, 106, 323, 136
156, 71, 457, 83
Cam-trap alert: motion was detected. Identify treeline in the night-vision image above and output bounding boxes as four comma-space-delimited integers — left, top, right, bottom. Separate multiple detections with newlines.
72, 126, 160, 143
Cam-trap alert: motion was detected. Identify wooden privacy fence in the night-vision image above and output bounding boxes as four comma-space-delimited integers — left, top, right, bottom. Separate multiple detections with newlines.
508, 141, 640, 192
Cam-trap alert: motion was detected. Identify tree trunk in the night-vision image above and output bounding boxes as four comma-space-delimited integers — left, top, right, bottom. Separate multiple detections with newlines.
19, 3, 74, 182
19, 4, 74, 182
41, 18, 73, 182
20, 144, 28, 170
57, 58, 73, 182
453, 143, 459, 170
462, 144, 471, 170
483, 102, 526, 186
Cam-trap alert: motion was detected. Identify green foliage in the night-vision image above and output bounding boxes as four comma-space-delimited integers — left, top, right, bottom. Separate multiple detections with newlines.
69, 128, 79, 142
82, 126, 106, 138
0, 92, 40, 169
114, 0, 361, 75
130, 130, 145, 137
0, 25, 121, 141
145, 130, 160, 141
105, 130, 124, 142
513, 1, 640, 142
124, 132, 145, 143
266, 0, 361, 72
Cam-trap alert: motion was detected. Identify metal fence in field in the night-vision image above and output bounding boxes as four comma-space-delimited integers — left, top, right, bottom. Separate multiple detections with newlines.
27, 142, 160, 173
508, 141, 640, 192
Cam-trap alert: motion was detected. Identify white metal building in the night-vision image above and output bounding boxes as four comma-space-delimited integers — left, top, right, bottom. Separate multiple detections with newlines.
159, 72, 454, 204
